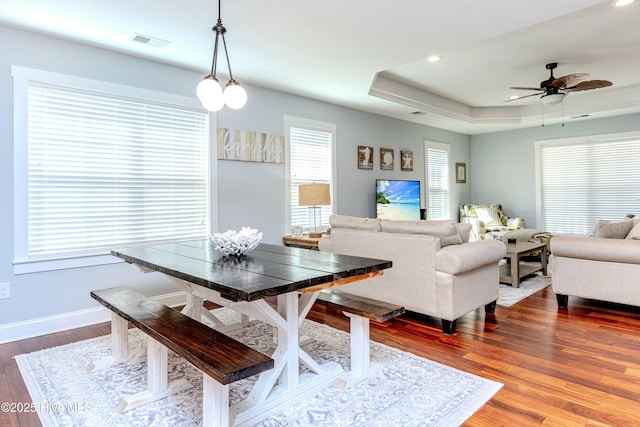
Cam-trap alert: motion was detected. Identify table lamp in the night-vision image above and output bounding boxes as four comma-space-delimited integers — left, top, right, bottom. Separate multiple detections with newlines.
298, 183, 330, 238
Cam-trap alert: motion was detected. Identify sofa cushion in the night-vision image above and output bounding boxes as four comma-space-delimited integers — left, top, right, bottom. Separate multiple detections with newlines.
381, 219, 462, 246
591, 219, 634, 239
329, 215, 381, 232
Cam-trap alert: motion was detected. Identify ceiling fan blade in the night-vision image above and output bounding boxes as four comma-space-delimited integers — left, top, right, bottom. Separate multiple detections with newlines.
551, 73, 589, 88
510, 86, 543, 91
503, 92, 544, 103
564, 80, 613, 92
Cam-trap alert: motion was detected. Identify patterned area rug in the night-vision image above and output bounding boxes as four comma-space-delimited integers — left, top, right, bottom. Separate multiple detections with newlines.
15, 309, 502, 427
498, 273, 552, 307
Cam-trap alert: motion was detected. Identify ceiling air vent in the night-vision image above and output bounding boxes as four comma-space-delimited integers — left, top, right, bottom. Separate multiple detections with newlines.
129, 33, 170, 49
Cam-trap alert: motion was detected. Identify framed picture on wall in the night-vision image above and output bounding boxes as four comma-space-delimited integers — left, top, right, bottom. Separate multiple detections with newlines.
401, 150, 413, 171
380, 148, 394, 170
456, 162, 467, 183
358, 145, 374, 169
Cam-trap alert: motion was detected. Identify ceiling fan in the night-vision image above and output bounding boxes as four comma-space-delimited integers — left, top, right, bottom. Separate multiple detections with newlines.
506, 62, 612, 104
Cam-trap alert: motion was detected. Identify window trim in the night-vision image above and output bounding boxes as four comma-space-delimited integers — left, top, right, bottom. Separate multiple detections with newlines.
12, 66, 214, 274
284, 115, 337, 235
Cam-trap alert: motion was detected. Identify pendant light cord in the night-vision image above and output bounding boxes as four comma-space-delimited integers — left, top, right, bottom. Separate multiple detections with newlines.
207, 0, 234, 81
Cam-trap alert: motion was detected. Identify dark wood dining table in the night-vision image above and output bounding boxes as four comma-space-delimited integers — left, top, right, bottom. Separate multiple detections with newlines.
111, 239, 391, 426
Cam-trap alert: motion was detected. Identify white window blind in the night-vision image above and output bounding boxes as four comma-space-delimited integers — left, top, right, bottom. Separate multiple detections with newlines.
425, 143, 450, 220
24, 82, 209, 260
538, 135, 640, 235
289, 124, 334, 231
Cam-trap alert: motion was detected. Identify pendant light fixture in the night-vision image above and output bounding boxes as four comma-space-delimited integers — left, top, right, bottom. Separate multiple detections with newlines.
196, 0, 247, 111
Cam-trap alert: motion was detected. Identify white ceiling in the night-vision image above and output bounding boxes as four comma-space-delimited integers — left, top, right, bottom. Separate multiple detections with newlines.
2, 0, 639, 135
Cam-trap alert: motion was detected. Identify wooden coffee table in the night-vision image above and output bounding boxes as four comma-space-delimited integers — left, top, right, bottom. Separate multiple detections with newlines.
499, 241, 548, 288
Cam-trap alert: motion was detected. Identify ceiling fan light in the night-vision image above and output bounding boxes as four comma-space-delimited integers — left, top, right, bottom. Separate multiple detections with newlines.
224, 80, 248, 109
197, 76, 224, 111
541, 93, 565, 105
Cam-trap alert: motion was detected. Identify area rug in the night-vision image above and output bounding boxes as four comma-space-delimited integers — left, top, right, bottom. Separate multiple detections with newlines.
498, 273, 552, 307
15, 309, 502, 427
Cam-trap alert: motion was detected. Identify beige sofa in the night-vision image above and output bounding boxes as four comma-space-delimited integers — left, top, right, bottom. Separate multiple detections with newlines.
318, 215, 506, 334
550, 219, 640, 308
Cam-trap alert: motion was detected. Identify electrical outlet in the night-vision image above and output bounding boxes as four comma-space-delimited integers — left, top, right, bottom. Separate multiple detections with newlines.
0, 282, 10, 299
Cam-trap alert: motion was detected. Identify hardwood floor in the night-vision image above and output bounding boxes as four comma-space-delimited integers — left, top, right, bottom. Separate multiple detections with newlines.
2, 286, 640, 426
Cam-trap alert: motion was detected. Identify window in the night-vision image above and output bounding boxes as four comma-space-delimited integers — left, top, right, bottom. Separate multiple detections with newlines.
285, 116, 335, 233
13, 67, 209, 273
536, 131, 640, 235
424, 141, 450, 220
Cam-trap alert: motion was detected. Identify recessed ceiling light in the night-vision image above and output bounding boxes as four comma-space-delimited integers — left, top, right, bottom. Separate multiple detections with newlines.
427, 55, 441, 63
509, 95, 520, 100
613, 0, 635, 7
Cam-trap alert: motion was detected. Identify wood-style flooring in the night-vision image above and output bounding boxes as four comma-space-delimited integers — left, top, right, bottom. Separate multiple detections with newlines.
1, 286, 640, 426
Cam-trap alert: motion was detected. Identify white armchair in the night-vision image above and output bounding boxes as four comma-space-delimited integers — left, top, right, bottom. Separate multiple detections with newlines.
459, 203, 524, 241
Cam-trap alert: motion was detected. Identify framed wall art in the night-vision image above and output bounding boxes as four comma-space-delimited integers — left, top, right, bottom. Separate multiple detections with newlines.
456, 162, 467, 183
358, 145, 373, 169
400, 150, 413, 171
217, 128, 285, 163
380, 148, 394, 170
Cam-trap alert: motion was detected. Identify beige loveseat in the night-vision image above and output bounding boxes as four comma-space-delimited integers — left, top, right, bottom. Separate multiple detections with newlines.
318, 215, 506, 334
551, 217, 640, 308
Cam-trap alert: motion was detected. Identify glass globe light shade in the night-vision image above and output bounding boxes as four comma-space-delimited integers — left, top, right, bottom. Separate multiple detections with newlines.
541, 93, 565, 105
224, 81, 248, 109
197, 76, 224, 111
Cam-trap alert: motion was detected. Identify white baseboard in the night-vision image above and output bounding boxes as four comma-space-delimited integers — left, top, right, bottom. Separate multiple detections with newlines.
0, 291, 187, 344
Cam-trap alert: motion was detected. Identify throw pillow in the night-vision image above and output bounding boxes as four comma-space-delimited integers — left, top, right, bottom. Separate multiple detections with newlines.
456, 222, 473, 243
475, 206, 503, 227
591, 219, 634, 239
626, 221, 640, 240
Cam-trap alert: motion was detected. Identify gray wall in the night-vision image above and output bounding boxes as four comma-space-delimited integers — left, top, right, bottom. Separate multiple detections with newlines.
216, 87, 471, 238
0, 25, 470, 337
469, 113, 640, 228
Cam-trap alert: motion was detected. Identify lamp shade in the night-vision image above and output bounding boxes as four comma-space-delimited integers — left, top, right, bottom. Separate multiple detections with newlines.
298, 183, 330, 206
224, 81, 248, 109
541, 93, 565, 105
197, 76, 225, 111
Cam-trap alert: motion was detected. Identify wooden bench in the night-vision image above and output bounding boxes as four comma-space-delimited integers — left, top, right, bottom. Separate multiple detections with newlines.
314, 290, 404, 375
91, 286, 274, 427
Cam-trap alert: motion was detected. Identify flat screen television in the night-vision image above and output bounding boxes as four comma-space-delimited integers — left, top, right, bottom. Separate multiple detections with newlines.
376, 179, 421, 220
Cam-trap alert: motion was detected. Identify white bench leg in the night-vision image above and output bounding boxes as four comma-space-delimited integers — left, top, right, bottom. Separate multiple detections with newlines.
86, 313, 141, 372
344, 313, 370, 375
112, 312, 129, 359
116, 338, 192, 413
202, 375, 230, 427
147, 338, 168, 394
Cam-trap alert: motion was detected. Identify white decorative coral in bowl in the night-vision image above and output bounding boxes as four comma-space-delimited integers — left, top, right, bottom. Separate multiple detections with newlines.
210, 227, 263, 257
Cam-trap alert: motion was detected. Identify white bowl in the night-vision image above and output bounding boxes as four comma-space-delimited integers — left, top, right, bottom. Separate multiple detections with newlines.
210, 227, 263, 257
